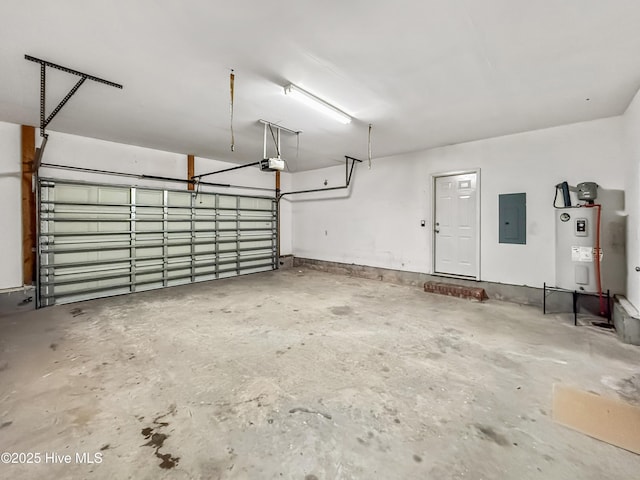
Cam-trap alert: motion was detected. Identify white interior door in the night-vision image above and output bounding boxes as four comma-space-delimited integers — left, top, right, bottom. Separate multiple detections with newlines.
434, 172, 478, 278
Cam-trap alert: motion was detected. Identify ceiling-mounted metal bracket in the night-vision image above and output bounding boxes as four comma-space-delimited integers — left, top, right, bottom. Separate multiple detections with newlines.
25, 55, 123, 138
259, 119, 301, 160
258, 119, 301, 136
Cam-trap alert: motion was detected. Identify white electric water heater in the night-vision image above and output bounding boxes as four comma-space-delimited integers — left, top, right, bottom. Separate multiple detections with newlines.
555, 208, 599, 291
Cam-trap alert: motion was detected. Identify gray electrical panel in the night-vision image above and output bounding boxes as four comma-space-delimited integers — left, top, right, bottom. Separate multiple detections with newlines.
499, 193, 526, 244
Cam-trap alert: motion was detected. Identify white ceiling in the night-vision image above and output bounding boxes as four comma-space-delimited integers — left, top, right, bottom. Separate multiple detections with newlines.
2, 1, 640, 171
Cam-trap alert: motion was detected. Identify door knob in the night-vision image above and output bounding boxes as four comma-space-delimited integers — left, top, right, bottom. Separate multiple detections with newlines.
435, 229, 440, 233
636, 266, 640, 272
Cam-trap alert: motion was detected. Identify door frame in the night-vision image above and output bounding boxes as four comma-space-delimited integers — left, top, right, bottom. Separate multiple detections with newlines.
430, 168, 481, 280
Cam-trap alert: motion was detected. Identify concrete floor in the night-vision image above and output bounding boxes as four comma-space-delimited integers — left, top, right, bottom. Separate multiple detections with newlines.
0, 268, 639, 480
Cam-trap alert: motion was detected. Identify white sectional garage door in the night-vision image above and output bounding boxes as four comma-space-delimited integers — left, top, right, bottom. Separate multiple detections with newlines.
38, 179, 277, 306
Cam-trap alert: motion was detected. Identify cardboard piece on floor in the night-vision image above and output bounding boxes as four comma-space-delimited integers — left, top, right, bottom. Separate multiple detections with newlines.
553, 384, 640, 455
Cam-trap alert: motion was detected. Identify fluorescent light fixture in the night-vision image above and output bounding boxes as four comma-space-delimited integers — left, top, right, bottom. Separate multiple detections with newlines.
284, 84, 351, 124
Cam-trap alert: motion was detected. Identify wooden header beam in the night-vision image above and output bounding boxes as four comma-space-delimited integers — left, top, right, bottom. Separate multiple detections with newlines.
187, 155, 195, 191
21, 125, 36, 285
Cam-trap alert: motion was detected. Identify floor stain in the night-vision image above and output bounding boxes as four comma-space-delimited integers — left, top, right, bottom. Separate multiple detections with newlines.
140, 405, 180, 469
70, 308, 85, 317
144, 432, 168, 449
305, 475, 319, 480
487, 352, 521, 371
100, 444, 110, 451
0, 361, 8, 372
413, 454, 423, 463
0, 421, 12, 429
330, 306, 353, 316
443, 327, 463, 335
424, 351, 443, 360
289, 407, 332, 420
157, 452, 180, 469
474, 424, 510, 446
49, 343, 58, 351
435, 335, 462, 353
616, 374, 640, 405
69, 406, 96, 426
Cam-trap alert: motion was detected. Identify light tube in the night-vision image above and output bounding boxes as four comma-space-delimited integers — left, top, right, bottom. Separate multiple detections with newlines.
284, 84, 351, 124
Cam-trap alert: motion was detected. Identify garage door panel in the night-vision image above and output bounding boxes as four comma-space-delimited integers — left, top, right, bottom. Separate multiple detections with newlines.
38, 179, 276, 306
137, 189, 163, 204
219, 220, 239, 228
56, 288, 131, 305
136, 235, 164, 246
194, 221, 216, 231
238, 197, 272, 210
136, 262, 163, 273
136, 246, 164, 258
136, 284, 163, 292
50, 221, 130, 233
97, 187, 131, 204
196, 194, 216, 208
168, 221, 191, 232
56, 266, 130, 280
218, 196, 237, 208
193, 233, 216, 242
50, 249, 130, 265
219, 243, 238, 252
54, 275, 130, 293
137, 272, 163, 284
167, 192, 191, 207
53, 262, 130, 276
194, 246, 216, 256
241, 239, 273, 249
167, 232, 191, 240
54, 184, 129, 204
195, 274, 217, 282
55, 205, 130, 216
52, 235, 128, 246
167, 256, 191, 266
136, 221, 164, 232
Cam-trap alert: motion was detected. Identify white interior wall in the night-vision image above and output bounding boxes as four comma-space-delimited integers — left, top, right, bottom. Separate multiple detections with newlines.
292, 116, 627, 293
0, 122, 22, 290
0, 114, 631, 294
279, 173, 293, 256
0, 126, 291, 289
622, 90, 640, 310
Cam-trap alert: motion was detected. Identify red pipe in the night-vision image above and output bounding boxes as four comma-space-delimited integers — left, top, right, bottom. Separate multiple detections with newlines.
585, 204, 605, 315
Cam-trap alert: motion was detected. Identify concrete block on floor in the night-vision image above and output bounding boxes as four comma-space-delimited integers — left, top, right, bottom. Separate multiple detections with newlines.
424, 281, 488, 301
613, 295, 640, 346
278, 255, 294, 269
